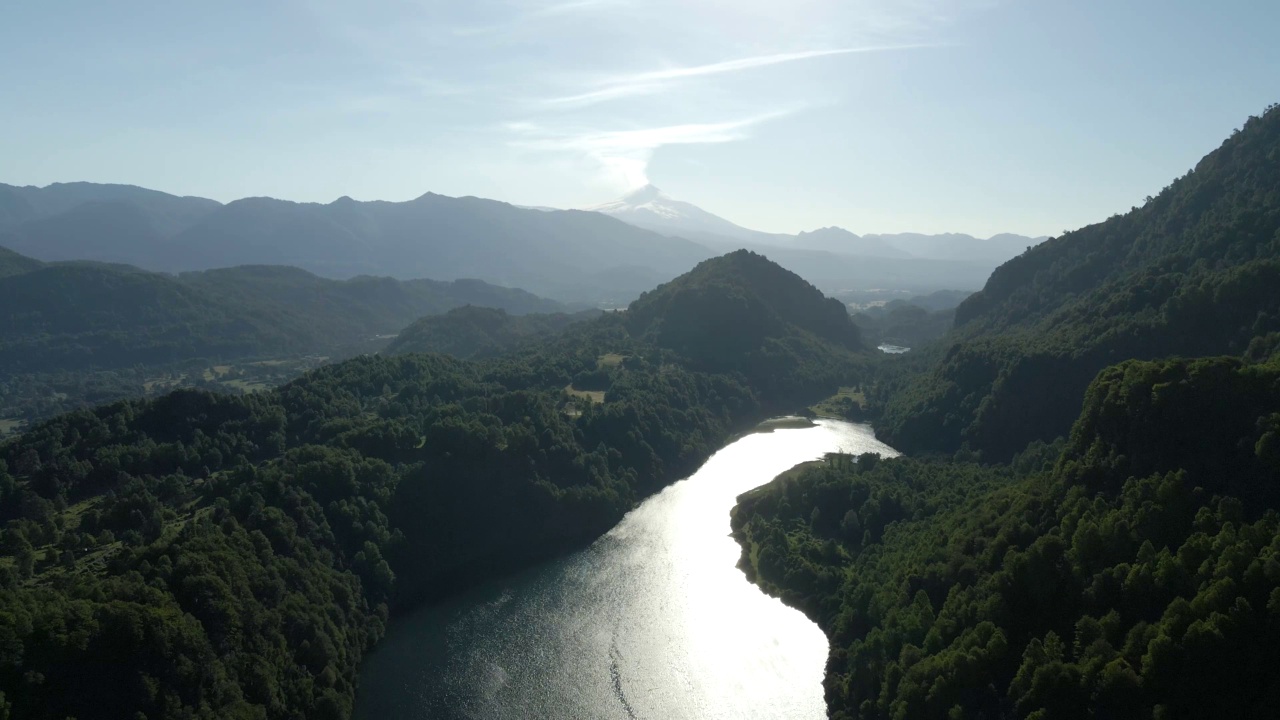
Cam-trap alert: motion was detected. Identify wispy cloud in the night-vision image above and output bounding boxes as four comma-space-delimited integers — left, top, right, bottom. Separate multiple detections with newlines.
618, 45, 934, 85
510, 112, 792, 189
543, 45, 937, 107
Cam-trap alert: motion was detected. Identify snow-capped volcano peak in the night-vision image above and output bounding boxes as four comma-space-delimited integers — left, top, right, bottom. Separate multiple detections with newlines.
588, 184, 678, 217
586, 185, 769, 242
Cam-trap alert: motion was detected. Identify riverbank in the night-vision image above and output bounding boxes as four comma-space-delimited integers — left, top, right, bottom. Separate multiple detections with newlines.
356, 420, 894, 719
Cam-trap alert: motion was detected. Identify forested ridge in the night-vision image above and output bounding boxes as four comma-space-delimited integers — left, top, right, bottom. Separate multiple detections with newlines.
0, 251, 866, 719
735, 352, 1280, 719
383, 305, 601, 359
732, 105, 1280, 719
0, 252, 565, 376
0, 249, 568, 433
876, 104, 1280, 461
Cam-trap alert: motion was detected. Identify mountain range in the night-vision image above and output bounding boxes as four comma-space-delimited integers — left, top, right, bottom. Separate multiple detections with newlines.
589, 184, 1044, 264
1, 181, 1041, 303
0, 183, 707, 303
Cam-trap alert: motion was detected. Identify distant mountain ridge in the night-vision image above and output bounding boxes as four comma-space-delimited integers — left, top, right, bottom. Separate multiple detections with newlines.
0, 182, 712, 302
587, 183, 1046, 264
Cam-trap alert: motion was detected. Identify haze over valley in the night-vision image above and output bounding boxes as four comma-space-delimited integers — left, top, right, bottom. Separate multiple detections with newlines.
1, 180, 1039, 303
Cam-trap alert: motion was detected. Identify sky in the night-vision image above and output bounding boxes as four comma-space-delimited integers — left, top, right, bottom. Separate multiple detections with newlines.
1, 0, 1277, 237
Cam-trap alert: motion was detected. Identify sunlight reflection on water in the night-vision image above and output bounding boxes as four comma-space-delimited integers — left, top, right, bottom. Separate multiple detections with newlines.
355, 419, 900, 720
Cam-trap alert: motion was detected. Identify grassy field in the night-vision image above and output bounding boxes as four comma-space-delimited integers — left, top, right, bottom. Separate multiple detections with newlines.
598, 353, 627, 367
0, 418, 24, 438
201, 365, 234, 381
224, 378, 271, 394
809, 386, 867, 419
565, 384, 606, 404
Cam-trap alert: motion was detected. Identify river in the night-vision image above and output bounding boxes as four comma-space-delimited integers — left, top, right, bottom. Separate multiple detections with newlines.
354, 418, 900, 720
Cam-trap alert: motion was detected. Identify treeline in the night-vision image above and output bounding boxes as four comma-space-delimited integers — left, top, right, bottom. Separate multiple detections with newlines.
384, 305, 601, 359
733, 353, 1280, 719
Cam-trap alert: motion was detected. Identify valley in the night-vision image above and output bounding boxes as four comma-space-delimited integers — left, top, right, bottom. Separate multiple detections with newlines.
4, 1, 1278, 717
0, 98, 1277, 720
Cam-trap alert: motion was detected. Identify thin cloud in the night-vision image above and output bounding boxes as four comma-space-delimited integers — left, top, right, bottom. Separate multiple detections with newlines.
510, 112, 792, 189
621, 45, 935, 84
543, 82, 669, 108
543, 45, 937, 107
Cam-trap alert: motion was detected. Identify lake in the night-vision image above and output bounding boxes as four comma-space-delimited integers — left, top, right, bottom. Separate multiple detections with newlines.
355, 418, 900, 720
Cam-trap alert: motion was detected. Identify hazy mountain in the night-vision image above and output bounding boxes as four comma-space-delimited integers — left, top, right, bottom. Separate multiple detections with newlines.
866, 231, 1045, 264
0, 246, 565, 374
791, 226, 912, 258
586, 185, 1045, 291
587, 184, 1044, 263
0, 181, 219, 235
0, 201, 172, 265
587, 184, 787, 245
0, 184, 714, 302
0, 245, 42, 278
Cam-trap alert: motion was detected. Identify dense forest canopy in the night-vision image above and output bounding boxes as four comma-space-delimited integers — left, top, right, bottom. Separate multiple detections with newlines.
876, 104, 1280, 461
0, 251, 867, 719
383, 305, 601, 359
624, 250, 864, 399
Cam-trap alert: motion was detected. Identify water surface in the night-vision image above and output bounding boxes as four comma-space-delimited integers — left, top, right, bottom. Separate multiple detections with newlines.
355, 419, 899, 720
877, 344, 911, 354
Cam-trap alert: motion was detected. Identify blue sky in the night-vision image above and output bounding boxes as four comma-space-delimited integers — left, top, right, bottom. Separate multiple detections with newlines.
2, 0, 1277, 236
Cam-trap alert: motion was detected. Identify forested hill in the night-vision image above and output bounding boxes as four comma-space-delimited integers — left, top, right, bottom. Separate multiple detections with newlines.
733, 351, 1280, 719
384, 306, 601, 359
877, 105, 1280, 460
0, 251, 867, 719
625, 249, 863, 399
0, 246, 41, 278
0, 249, 565, 374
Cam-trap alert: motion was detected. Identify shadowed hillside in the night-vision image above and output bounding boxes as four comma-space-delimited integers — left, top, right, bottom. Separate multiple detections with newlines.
877, 105, 1280, 460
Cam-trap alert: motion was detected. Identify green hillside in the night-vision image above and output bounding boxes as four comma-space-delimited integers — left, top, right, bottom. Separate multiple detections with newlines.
384, 306, 600, 359
734, 353, 1280, 719
179, 265, 565, 352
0, 246, 41, 278
625, 249, 864, 402
0, 248, 571, 431
0, 263, 305, 374
0, 249, 566, 375
877, 105, 1280, 460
